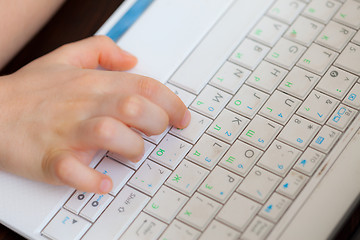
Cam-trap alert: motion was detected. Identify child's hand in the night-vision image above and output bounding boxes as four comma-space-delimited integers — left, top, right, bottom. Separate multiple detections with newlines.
0, 36, 190, 194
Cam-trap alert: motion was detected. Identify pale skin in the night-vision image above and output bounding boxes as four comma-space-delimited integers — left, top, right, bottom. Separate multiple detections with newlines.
0, 1, 191, 194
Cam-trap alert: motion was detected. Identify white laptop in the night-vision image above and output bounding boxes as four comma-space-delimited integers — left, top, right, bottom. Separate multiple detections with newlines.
1, 0, 360, 239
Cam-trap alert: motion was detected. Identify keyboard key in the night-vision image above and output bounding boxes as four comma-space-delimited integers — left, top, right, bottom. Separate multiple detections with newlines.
240, 115, 282, 150
248, 16, 288, 47
297, 90, 339, 124
230, 38, 270, 70
82, 186, 150, 240
199, 220, 241, 240
241, 216, 274, 240
284, 16, 324, 47
302, 0, 341, 24
120, 212, 167, 240
327, 104, 358, 131
353, 31, 360, 45
333, 0, 360, 30
64, 191, 94, 214
258, 140, 302, 177
246, 61, 288, 94
259, 193, 292, 222
177, 192, 221, 231
144, 186, 188, 224
344, 83, 360, 109
159, 220, 200, 240
293, 148, 325, 176
259, 90, 302, 125
209, 61, 250, 94
237, 166, 282, 203
216, 192, 260, 232
268, 0, 306, 24
198, 166, 243, 203
278, 66, 320, 100
42, 209, 91, 240
265, 38, 306, 70
276, 170, 309, 199
140, 126, 170, 144
227, 85, 269, 119
297, 43, 338, 76
166, 160, 209, 196
128, 159, 171, 196
335, 43, 360, 76
170, 110, 212, 144
278, 115, 321, 150
79, 194, 113, 222
310, 125, 341, 153
219, 140, 263, 177
149, 134, 192, 170
315, 21, 356, 52
187, 134, 230, 170
207, 109, 250, 144
166, 83, 196, 107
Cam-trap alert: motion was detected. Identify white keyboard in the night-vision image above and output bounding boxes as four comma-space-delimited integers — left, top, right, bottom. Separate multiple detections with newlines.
42, 0, 360, 239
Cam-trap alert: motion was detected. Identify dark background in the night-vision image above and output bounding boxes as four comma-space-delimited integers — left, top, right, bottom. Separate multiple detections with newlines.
0, 0, 359, 239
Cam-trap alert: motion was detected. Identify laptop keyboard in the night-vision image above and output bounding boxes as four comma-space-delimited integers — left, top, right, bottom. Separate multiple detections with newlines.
42, 0, 360, 239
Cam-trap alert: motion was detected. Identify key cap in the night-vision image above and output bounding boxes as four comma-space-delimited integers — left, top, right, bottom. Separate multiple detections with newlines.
79, 194, 113, 222
120, 212, 167, 240
297, 90, 339, 124
277, 170, 308, 199
302, 0, 341, 24
310, 125, 341, 153
95, 157, 134, 195
316, 66, 358, 100
166, 159, 209, 196
278, 66, 320, 100
258, 140, 302, 177
108, 139, 155, 170
297, 43, 338, 76
144, 185, 188, 224
278, 115, 321, 150
177, 192, 221, 231
209, 61, 251, 94
293, 148, 325, 176
344, 83, 360, 109
327, 104, 358, 131
141, 126, 170, 144
237, 166, 281, 204
159, 220, 200, 240
128, 159, 171, 196
42, 209, 91, 240
170, 110, 212, 144
216, 192, 260, 232
187, 134, 230, 170
240, 115, 282, 150
315, 21, 356, 52
207, 109, 250, 144
259, 193, 292, 222
166, 83, 196, 107
246, 61, 288, 94
265, 38, 306, 70
64, 191, 94, 214
82, 186, 150, 240
149, 134, 192, 170
248, 16, 288, 47
333, 0, 360, 30
268, 0, 306, 24
241, 216, 274, 240
227, 84, 269, 119
259, 90, 302, 125
230, 38, 270, 70
198, 166, 242, 203
199, 220, 241, 240
190, 85, 232, 119
219, 140, 263, 177
335, 43, 360, 76
284, 16, 324, 47
353, 31, 360, 45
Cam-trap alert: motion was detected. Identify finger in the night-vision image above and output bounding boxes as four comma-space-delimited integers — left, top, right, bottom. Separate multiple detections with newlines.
50, 35, 137, 70
50, 151, 113, 194
75, 117, 145, 161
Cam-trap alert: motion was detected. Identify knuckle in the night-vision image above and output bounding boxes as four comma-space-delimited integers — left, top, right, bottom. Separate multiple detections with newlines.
92, 118, 115, 141
137, 77, 160, 98
119, 95, 143, 119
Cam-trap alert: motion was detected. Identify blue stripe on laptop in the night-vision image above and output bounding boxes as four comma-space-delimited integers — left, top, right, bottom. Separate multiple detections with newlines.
106, 0, 154, 42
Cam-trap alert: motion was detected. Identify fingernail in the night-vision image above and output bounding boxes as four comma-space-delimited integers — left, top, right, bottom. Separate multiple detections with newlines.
100, 178, 112, 193
181, 109, 191, 127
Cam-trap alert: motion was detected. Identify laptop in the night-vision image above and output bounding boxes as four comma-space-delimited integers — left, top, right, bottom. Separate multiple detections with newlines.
1, 0, 360, 239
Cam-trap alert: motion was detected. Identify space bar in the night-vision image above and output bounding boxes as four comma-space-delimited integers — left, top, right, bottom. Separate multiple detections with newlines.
168, 0, 274, 94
